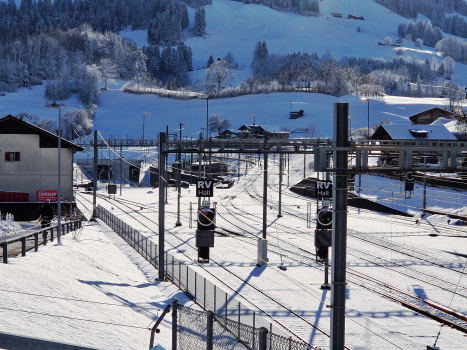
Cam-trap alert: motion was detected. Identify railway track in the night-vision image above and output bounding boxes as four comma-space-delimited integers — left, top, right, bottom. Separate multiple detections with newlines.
217, 163, 467, 333
75, 191, 334, 348
74, 155, 467, 347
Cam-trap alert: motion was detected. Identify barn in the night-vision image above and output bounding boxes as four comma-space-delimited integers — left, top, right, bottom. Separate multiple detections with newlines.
409, 107, 455, 125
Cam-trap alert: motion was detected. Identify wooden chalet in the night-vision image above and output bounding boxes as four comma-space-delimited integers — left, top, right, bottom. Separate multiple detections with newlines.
409, 107, 455, 125
218, 129, 238, 139
237, 125, 289, 139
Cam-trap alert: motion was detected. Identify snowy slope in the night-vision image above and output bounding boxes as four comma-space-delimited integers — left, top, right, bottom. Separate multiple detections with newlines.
2, 0, 467, 138
121, 0, 410, 69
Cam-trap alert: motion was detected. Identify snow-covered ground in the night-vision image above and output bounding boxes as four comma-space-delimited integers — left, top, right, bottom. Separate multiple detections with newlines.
0, 218, 196, 350
2, 150, 467, 349
46, 153, 467, 348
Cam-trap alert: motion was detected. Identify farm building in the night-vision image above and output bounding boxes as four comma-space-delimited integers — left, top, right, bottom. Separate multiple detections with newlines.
409, 107, 455, 125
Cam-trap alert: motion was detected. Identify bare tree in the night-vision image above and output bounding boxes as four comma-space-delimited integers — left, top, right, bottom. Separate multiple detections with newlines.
208, 113, 232, 136
44, 79, 70, 106
443, 81, 464, 112
304, 123, 317, 138
98, 58, 118, 90
204, 59, 235, 95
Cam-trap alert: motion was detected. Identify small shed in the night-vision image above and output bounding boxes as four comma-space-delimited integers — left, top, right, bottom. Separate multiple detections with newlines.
348, 14, 364, 20
290, 109, 305, 119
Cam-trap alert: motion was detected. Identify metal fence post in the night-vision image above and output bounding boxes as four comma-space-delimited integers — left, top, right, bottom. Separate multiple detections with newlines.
238, 303, 241, 340
269, 323, 272, 349
252, 312, 256, 350
207, 311, 214, 350
21, 237, 26, 256
172, 298, 178, 350
258, 327, 268, 350
2, 243, 7, 264
34, 232, 39, 252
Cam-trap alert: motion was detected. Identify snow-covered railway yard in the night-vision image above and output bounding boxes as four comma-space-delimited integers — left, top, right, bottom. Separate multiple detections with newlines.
73, 153, 467, 350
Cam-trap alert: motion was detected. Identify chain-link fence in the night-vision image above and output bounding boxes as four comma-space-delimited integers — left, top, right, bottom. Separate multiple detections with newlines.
176, 302, 321, 350
97, 205, 322, 350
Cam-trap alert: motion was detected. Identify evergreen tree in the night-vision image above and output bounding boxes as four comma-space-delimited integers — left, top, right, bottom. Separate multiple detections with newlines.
207, 55, 214, 68
193, 7, 206, 37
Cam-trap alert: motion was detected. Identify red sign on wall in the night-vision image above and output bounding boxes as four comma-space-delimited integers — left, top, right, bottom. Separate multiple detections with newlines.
37, 190, 57, 202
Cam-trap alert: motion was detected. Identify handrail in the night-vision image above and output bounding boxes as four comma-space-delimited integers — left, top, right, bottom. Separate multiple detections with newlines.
1, 219, 82, 264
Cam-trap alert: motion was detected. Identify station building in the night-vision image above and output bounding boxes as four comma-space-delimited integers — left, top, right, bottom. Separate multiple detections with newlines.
0, 115, 83, 217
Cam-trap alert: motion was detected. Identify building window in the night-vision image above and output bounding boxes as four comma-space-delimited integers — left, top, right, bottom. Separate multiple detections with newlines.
4, 152, 20, 161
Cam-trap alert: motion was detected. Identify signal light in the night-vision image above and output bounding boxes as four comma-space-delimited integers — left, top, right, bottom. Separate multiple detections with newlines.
317, 208, 332, 229
198, 207, 216, 231
405, 171, 415, 191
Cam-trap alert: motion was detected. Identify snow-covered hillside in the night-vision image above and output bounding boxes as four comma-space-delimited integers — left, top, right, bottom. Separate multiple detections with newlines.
3, 0, 467, 139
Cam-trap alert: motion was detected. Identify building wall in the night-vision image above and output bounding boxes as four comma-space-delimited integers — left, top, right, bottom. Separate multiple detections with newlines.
0, 134, 73, 201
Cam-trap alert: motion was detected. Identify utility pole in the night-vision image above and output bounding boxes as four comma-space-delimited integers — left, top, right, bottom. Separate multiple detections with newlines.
158, 132, 166, 280
423, 156, 427, 216
330, 102, 349, 350
262, 151, 268, 239
278, 153, 283, 217
70, 129, 75, 219
176, 123, 184, 227
92, 130, 98, 220
257, 138, 268, 267
119, 144, 122, 196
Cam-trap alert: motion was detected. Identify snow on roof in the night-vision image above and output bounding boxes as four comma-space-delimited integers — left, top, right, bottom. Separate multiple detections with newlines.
379, 124, 457, 140
430, 117, 450, 125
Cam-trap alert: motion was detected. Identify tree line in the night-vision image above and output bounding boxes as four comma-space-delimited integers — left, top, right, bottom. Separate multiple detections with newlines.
0, 0, 190, 45
376, 0, 467, 40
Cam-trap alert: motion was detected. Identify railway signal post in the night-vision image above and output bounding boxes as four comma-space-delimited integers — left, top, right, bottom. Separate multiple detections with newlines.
315, 179, 333, 290
196, 181, 215, 262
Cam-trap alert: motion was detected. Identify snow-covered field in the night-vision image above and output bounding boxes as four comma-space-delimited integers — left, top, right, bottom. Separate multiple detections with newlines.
2, 0, 467, 140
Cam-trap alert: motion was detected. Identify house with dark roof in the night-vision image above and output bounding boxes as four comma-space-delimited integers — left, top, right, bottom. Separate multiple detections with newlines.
409, 107, 455, 125
0, 115, 83, 202
237, 125, 289, 139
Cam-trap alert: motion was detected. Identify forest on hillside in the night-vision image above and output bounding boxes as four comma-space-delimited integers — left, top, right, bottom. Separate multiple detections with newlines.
3, 0, 467, 138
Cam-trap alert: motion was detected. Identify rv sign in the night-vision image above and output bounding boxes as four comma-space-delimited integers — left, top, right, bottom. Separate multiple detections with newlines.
196, 179, 214, 197
315, 181, 332, 199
